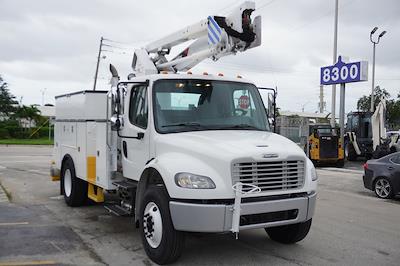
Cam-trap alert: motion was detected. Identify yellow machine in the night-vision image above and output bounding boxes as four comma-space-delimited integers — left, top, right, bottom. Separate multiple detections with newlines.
307, 124, 344, 167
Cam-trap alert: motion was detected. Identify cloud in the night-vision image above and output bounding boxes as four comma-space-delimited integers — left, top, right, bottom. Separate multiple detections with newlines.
0, 0, 399, 116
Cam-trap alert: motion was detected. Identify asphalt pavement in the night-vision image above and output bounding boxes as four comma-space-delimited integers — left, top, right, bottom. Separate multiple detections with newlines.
0, 145, 399, 266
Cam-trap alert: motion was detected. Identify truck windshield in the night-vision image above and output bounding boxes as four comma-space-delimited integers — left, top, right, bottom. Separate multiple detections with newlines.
153, 79, 270, 133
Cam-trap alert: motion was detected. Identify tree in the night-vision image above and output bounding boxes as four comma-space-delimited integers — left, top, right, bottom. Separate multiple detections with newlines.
0, 75, 18, 117
387, 94, 400, 129
357, 86, 390, 112
14, 105, 42, 128
356, 86, 400, 130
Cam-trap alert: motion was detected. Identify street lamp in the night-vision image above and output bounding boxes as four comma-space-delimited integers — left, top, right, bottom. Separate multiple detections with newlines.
40, 88, 47, 106
370, 27, 387, 112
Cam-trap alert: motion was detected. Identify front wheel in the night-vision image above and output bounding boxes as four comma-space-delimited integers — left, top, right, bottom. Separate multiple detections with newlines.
345, 144, 357, 161
265, 219, 312, 244
140, 186, 185, 265
374, 177, 394, 199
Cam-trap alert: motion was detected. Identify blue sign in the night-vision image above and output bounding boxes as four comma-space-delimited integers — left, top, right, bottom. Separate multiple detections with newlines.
320, 56, 368, 85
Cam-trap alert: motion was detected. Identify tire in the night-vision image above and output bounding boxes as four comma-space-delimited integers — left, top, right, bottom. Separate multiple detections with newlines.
345, 144, 357, 161
265, 219, 312, 244
374, 177, 394, 199
140, 186, 185, 265
336, 159, 345, 168
61, 158, 88, 207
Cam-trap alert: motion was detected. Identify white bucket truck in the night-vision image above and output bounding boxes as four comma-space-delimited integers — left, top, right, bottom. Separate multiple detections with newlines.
51, 2, 317, 264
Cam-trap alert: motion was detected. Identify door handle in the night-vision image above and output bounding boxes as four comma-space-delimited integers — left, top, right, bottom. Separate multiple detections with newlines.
388, 166, 394, 170
122, 141, 128, 158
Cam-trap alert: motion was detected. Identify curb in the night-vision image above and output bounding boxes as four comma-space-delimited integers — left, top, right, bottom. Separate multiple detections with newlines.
318, 167, 363, 175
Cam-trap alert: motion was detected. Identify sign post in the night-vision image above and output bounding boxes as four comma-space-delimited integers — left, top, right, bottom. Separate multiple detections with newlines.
320, 56, 368, 154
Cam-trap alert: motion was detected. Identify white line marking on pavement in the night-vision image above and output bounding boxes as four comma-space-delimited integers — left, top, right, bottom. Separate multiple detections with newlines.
0, 222, 29, 226
49, 195, 63, 200
0, 165, 6, 169
27, 170, 48, 175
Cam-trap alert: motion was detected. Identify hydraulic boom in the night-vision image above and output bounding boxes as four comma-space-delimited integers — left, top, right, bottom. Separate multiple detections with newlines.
132, 1, 261, 75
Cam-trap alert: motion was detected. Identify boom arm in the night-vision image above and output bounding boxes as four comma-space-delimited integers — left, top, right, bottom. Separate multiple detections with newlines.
132, 1, 261, 75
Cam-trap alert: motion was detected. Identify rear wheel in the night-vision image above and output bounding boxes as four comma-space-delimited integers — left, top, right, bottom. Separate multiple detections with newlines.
336, 159, 345, 168
265, 219, 312, 244
374, 177, 394, 199
61, 158, 87, 207
140, 186, 185, 264
345, 144, 357, 161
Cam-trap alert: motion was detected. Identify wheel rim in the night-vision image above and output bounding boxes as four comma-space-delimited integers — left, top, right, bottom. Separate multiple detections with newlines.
143, 202, 163, 248
64, 169, 72, 197
375, 179, 391, 198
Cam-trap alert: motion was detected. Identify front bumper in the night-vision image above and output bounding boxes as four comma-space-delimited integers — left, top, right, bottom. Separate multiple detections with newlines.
169, 192, 317, 232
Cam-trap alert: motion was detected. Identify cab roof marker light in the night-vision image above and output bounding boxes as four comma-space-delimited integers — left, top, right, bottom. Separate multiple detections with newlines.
218, 73, 224, 76
237, 75, 242, 78
187, 71, 193, 75
203, 72, 208, 75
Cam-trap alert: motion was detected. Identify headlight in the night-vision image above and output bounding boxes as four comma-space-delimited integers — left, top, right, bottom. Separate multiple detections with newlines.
311, 166, 318, 181
175, 172, 216, 189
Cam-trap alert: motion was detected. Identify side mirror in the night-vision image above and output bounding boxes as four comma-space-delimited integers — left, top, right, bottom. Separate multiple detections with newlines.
111, 115, 123, 131
258, 87, 277, 133
137, 132, 145, 139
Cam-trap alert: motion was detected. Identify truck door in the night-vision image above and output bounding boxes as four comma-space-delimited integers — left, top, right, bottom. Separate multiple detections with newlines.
120, 85, 150, 180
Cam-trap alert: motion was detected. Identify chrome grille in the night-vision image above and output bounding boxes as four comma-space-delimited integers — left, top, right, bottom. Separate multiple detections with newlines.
232, 160, 305, 192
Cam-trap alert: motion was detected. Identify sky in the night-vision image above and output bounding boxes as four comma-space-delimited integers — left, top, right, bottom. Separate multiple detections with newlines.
1, 0, 399, 115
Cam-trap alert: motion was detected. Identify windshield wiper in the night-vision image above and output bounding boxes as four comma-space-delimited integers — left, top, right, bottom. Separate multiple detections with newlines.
218, 124, 261, 130
162, 122, 204, 128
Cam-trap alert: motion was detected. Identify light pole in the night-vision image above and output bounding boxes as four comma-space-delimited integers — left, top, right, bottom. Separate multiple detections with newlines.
370, 27, 386, 112
40, 88, 47, 106
331, 0, 339, 127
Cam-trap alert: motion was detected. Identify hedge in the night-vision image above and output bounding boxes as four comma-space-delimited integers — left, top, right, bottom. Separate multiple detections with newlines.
0, 125, 54, 139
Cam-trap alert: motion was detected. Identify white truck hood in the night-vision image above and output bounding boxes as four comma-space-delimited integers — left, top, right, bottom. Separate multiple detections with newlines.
155, 130, 305, 161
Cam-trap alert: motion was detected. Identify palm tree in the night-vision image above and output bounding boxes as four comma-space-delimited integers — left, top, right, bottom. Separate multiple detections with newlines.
14, 105, 42, 128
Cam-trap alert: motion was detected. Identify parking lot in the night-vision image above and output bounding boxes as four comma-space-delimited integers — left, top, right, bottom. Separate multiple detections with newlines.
0, 145, 399, 266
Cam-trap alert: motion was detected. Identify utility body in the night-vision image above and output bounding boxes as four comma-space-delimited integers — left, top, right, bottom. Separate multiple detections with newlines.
51, 2, 317, 264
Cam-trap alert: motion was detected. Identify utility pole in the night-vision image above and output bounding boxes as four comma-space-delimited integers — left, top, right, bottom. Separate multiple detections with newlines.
93, 37, 104, 91
370, 27, 386, 112
331, 0, 339, 127
319, 85, 324, 113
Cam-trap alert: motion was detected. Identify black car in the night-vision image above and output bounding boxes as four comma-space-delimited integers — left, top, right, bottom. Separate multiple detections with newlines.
363, 152, 400, 199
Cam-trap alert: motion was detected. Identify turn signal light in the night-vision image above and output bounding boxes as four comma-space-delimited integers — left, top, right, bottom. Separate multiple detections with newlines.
203, 72, 208, 75
187, 71, 192, 75
363, 163, 368, 170
218, 73, 224, 76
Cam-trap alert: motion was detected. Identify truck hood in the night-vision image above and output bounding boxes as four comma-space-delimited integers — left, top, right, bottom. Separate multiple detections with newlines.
155, 130, 306, 162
